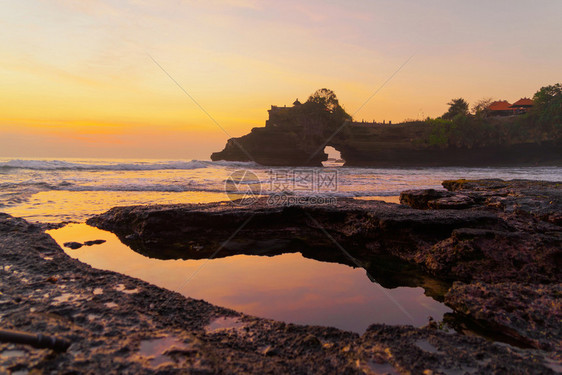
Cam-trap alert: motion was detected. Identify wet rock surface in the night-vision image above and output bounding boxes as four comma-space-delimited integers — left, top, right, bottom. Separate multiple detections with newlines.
445, 282, 561, 354
398, 180, 561, 284
405, 180, 562, 357
360, 325, 560, 375
1, 213, 560, 373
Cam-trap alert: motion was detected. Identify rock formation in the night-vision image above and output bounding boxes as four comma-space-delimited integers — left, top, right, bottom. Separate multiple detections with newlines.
211, 101, 562, 167
87, 179, 562, 355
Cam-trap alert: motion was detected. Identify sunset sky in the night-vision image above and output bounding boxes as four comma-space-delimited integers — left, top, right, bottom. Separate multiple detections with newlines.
1, 0, 561, 159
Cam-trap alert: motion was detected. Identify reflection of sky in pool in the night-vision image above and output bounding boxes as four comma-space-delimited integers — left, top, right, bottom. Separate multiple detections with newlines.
48, 223, 451, 334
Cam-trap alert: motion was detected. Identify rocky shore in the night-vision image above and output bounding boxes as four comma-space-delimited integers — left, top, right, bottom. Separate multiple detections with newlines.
1, 179, 561, 373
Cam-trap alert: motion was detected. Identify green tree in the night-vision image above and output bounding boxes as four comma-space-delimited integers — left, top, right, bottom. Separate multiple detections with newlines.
533, 83, 562, 108
442, 98, 469, 120
531, 83, 562, 138
426, 118, 452, 147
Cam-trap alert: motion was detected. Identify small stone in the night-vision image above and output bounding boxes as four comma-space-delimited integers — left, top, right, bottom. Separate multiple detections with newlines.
302, 334, 321, 348
46, 276, 59, 283
428, 194, 474, 209
399, 189, 451, 209
63, 242, 83, 250
260, 345, 279, 356
84, 239, 106, 246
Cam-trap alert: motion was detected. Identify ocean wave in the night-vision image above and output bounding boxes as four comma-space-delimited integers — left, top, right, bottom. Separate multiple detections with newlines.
62, 184, 224, 193
0, 181, 58, 190
0, 159, 208, 171
0, 179, 403, 197
60, 180, 405, 196
206, 160, 262, 168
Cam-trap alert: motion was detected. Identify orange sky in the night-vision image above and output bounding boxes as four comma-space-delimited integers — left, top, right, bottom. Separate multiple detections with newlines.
1, 0, 561, 159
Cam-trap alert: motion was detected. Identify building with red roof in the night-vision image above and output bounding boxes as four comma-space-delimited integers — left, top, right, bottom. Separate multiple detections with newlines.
488, 100, 514, 116
511, 98, 534, 107
510, 98, 534, 114
487, 98, 535, 116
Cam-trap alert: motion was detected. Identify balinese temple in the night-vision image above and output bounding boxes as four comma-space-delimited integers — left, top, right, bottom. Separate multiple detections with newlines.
488, 100, 514, 116
488, 98, 535, 116
510, 98, 534, 114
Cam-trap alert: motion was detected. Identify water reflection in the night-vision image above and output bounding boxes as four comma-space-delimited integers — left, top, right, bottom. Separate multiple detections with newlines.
48, 224, 452, 333
138, 336, 193, 368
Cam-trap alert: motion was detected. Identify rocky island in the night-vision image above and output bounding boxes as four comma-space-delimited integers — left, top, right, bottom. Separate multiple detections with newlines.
211, 86, 562, 167
2, 179, 559, 373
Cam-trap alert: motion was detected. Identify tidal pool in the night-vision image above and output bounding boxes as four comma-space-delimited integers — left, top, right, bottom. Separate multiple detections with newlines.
48, 223, 451, 333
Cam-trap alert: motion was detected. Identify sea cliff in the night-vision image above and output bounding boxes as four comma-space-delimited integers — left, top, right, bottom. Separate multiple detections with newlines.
211, 100, 561, 167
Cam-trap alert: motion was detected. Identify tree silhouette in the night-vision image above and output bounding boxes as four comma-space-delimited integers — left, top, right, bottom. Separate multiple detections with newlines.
472, 98, 493, 119
304, 88, 352, 125
442, 98, 469, 120
307, 88, 341, 112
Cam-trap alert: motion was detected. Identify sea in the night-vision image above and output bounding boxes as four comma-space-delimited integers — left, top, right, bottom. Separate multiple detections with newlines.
2, 157, 561, 334
2, 157, 560, 223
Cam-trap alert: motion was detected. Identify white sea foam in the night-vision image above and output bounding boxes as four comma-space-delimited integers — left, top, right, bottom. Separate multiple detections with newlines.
0, 159, 208, 171
207, 160, 262, 168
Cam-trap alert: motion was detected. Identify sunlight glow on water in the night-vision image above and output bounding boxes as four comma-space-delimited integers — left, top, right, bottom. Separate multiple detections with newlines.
4, 190, 233, 223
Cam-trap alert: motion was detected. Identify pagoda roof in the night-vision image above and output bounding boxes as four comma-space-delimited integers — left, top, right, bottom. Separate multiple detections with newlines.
488, 100, 512, 111
510, 98, 534, 107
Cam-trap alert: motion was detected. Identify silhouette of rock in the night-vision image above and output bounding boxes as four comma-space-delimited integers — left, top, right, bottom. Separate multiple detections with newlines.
211, 102, 562, 167
84, 239, 106, 246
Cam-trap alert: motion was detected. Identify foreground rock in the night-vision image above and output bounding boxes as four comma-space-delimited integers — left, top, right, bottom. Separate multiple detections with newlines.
398, 179, 561, 284
407, 179, 562, 356
1, 214, 560, 373
86, 179, 562, 364
445, 282, 561, 353
88, 181, 561, 285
